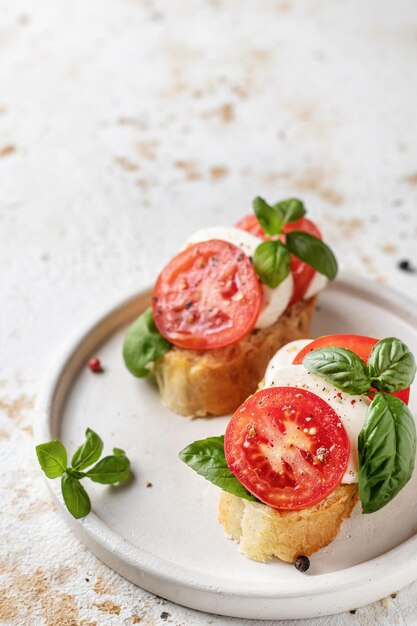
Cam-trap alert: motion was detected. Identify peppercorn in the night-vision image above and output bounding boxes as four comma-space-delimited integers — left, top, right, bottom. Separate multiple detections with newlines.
398, 259, 416, 273
88, 357, 103, 373
294, 555, 310, 572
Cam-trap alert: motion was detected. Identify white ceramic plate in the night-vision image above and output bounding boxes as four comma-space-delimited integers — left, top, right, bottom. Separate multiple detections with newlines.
35, 274, 417, 620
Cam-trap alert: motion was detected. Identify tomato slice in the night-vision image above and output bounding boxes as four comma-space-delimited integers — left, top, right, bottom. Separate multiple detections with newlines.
293, 334, 410, 405
235, 214, 322, 304
225, 387, 350, 510
234, 214, 268, 240
152, 240, 263, 350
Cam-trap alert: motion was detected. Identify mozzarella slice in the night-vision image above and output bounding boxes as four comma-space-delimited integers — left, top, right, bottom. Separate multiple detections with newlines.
185, 226, 260, 259
263, 364, 369, 483
256, 277, 293, 329
184, 227, 293, 329
265, 339, 313, 369
304, 271, 328, 299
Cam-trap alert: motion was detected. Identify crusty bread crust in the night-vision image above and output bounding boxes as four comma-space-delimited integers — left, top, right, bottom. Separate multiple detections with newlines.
218, 485, 359, 563
154, 296, 317, 418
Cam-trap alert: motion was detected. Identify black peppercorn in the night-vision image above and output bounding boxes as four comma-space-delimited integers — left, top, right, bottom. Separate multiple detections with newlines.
398, 259, 416, 273
294, 555, 310, 572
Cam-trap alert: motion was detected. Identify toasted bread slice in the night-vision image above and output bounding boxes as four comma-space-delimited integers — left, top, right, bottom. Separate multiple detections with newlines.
218, 485, 358, 563
154, 296, 317, 418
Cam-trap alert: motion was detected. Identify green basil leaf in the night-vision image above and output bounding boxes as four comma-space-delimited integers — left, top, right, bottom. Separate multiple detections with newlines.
86, 454, 130, 484
179, 436, 260, 502
123, 308, 171, 378
113, 447, 126, 457
71, 428, 103, 471
368, 337, 417, 393
253, 240, 291, 288
68, 469, 85, 479
302, 347, 371, 395
285, 231, 338, 280
61, 473, 91, 519
274, 198, 306, 224
36, 441, 68, 478
252, 196, 283, 236
358, 394, 416, 513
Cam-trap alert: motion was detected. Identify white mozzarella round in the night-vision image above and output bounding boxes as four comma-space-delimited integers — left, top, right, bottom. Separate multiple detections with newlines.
264, 339, 313, 369
263, 363, 369, 483
256, 274, 293, 329
184, 226, 293, 329
185, 226, 260, 259
304, 271, 328, 299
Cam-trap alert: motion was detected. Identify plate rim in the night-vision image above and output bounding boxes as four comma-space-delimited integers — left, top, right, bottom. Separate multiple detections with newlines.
34, 273, 417, 619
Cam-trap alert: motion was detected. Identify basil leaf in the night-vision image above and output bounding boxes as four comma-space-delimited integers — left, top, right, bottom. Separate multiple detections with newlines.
123, 308, 171, 378
252, 196, 283, 236
36, 441, 68, 478
61, 473, 91, 519
285, 231, 338, 280
274, 198, 305, 224
253, 240, 291, 288
179, 436, 259, 502
68, 469, 85, 479
358, 394, 416, 513
302, 347, 371, 395
86, 454, 130, 484
71, 428, 103, 471
113, 447, 126, 457
368, 337, 417, 393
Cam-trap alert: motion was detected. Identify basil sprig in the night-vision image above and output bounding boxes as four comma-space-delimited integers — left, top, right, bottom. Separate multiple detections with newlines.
36, 429, 131, 519
179, 436, 259, 502
253, 240, 291, 288
303, 347, 371, 395
251, 196, 337, 287
359, 394, 416, 513
123, 308, 171, 378
368, 337, 416, 393
253, 197, 306, 235
302, 337, 416, 396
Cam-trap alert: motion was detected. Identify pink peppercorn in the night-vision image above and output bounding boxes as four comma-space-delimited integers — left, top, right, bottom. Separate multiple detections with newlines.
88, 357, 103, 373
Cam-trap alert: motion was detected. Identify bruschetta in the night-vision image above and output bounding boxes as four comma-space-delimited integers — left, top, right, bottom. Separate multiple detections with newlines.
180, 334, 416, 566
123, 196, 337, 417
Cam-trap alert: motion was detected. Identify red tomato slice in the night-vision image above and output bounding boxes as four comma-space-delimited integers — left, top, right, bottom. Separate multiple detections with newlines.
225, 387, 350, 511
293, 334, 410, 405
234, 214, 267, 240
235, 214, 322, 304
152, 240, 263, 350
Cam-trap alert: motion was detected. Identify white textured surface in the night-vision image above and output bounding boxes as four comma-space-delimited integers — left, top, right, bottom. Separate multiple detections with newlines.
1, 0, 417, 625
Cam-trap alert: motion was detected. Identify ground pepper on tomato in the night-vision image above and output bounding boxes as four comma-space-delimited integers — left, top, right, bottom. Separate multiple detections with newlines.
152, 239, 263, 350
224, 387, 350, 511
